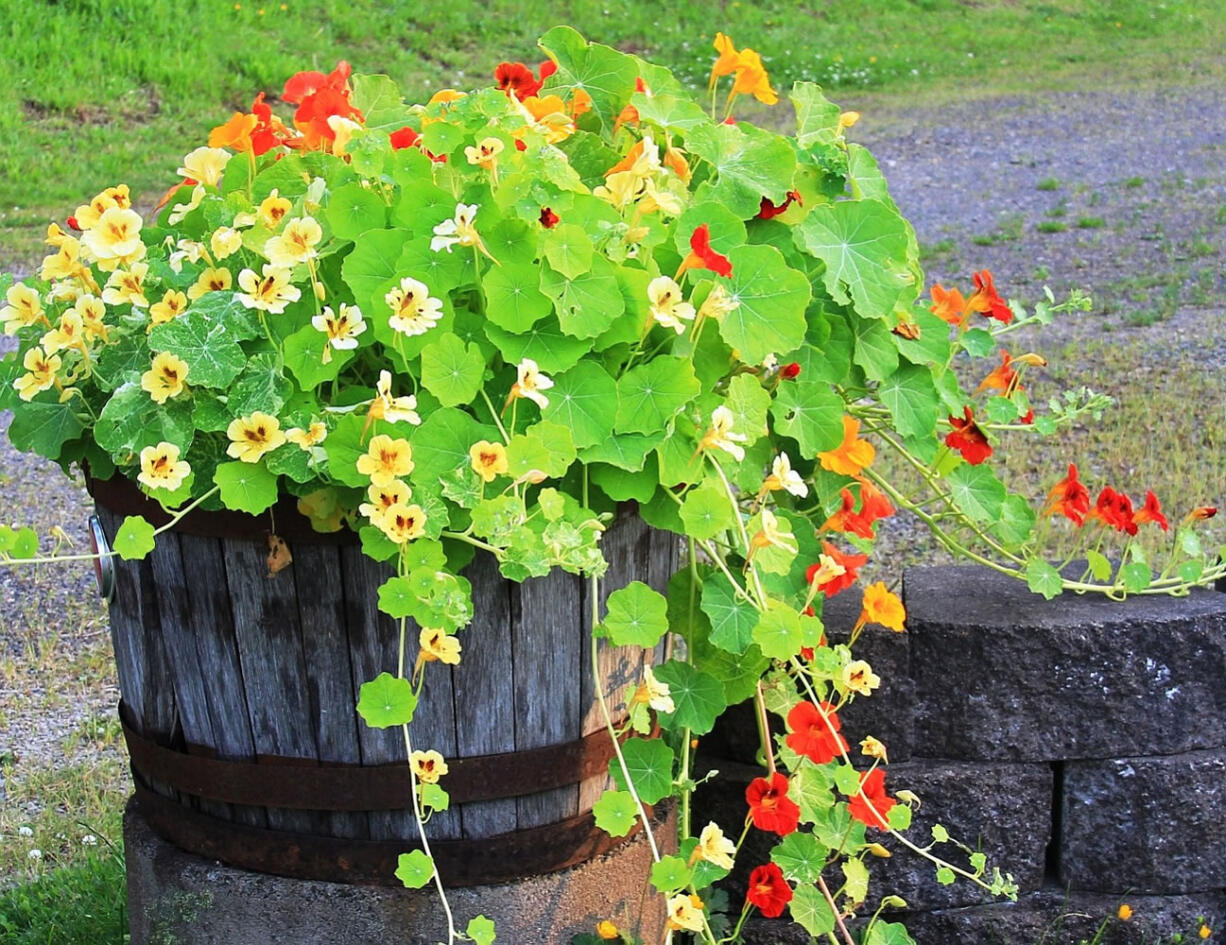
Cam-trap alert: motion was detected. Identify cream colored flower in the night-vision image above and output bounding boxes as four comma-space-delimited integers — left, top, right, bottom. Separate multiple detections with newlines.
81, 206, 145, 266
177, 146, 231, 188
431, 203, 481, 253
665, 894, 705, 933
285, 422, 327, 451
806, 553, 846, 589
2, 283, 45, 334
748, 507, 798, 557
41, 311, 87, 356
327, 115, 363, 155
226, 412, 287, 463
860, 736, 889, 763
369, 370, 421, 425
356, 434, 414, 486
168, 238, 208, 273
385, 277, 443, 336
763, 452, 808, 498
418, 627, 462, 666
641, 665, 674, 713
376, 501, 427, 544
694, 822, 736, 870
101, 263, 150, 308
359, 480, 413, 523
697, 283, 740, 324
263, 216, 322, 268
236, 265, 301, 314
464, 136, 505, 170
74, 295, 108, 342
311, 303, 366, 362
842, 659, 881, 696
410, 748, 450, 783
647, 276, 695, 334
39, 238, 88, 283
210, 226, 244, 260
12, 346, 61, 401
72, 184, 131, 231
699, 406, 747, 461
509, 358, 553, 409
187, 267, 232, 300
167, 184, 205, 226
138, 442, 191, 492
469, 440, 508, 483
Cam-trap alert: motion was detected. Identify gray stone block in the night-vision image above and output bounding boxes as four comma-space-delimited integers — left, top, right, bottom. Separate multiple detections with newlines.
1061, 749, 1226, 894
905, 565, 1226, 761
124, 797, 672, 945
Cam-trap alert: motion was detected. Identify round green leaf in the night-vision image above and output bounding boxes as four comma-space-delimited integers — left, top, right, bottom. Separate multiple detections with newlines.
592, 789, 639, 838
114, 515, 156, 561
614, 356, 700, 436
466, 916, 496, 945
679, 478, 735, 542
610, 736, 675, 806
601, 581, 669, 648
394, 850, 434, 889
649, 855, 692, 894
717, 245, 811, 366
357, 672, 418, 729
214, 461, 279, 515
540, 362, 618, 450
651, 660, 726, 735
482, 264, 554, 332
421, 332, 485, 408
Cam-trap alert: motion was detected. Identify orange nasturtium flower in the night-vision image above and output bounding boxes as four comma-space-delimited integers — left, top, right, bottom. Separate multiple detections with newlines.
818, 415, 876, 476
1043, 463, 1091, 525
226, 412, 287, 463
1131, 490, 1169, 531
945, 407, 992, 465
847, 768, 897, 830
859, 582, 906, 632
494, 59, 557, 100
137, 442, 191, 493
209, 111, 259, 152
709, 32, 741, 87
676, 224, 733, 280
929, 283, 968, 325
809, 542, 869, 598
595, 919, 621, 940
410, 749, 449, 783
729, 47, 778, 105
785, 700, 848, 765
966, 269, 1013, 324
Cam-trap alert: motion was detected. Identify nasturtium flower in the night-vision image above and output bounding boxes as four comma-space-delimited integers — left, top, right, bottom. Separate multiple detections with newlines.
594, 170, 648, 211
385, 277, 443, 336
822, 488, 877, 540
966, 269, 1013, 323
102, 263, 150, 308
813, 542, 869, 597
177, 146, 231, 189
805, 554, 846, 593
168, 238, 208, 273
12, 346, 61, 401
749, 508, 798, 559
842, 659, 881, 697
1187, 506, 1218, 522
284, 60, 353, 105
469, 440, 509, 483
494, 59, 556, 100
74, 294, 108, 342
289, 72, 365, 152
632, 665, 674, 714
357, 434, 414, 486
1198, 923, 1210, 939
860, 582, 906, 632
210, 226, 244, 261
166, 184, 205, 226
431, 203, 482, 254
1087, 486, 1138, 535
209, 111, 258, 152
326, 115, 363, 155
72, 184, 131, 231
40, 238, 88, 283
258, 190, 293, 230
82, 206, 145, 267
359, 479, 412, 523
149, 290, 189, 329
509, 358, 553, 409
665, 894, 706, 933
729, 47, 778, 106
264, 216, 322, 268
418, 627, 461, 666
699, 405, 748, 462
1132, 490, 1169, 531
236, 265, 301, 314
464, 136, 505, 171
745, 862, 793, 918
858, 476, 895, 524
137, 442, 191, 493
285, 422, 327, 450
226, 412, 287, 463
945, 407, 992, 465
311, 303, 366, 362
745, 771, 800, 836
762, 452, 808, 498
1043, 463, 1091, 526
677, 224, 733, 279
41, 310, 88, 356
696, 283, 740, 325
369, 370, 421, 425
786, 700, 848, 765
709, 32, 741, 87
187, 266, 233, 300
389, 126, 421, 151
410, 749, 449, 783
595, 919, 621, 940
377, 502, 427, 544
929, 283, 968, 325
758, 189, 802, 220
539, 207, 560, 228
518, 94, 577, 142
2, 283, 45, 334
691, 821, 736, 870
847, 768, 897, 830
647, 276, 695, 334
1117, 904, 1133, 922
860, 735, 889, 763
819, 415, 875, 477
977, 349, 1019, 394
140, 351, 190, 404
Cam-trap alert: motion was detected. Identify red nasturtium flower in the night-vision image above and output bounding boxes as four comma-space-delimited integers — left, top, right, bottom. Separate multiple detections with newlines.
945, 407, 993, 465
822, 488, 875, 539
847, 767, 897, 830
283, 61, 364, 151
677, 224, 733, 278
857, 476, 895, 525
494, 59, 557, 100
786, 700, 848, 765
283, 61, 353, 104
966, 269, 1013, 324
389, 126, 420, 150
978, 349, 1018, 394
758, 189, 802, 219
1044, 463, 1091, 525
745, 772, 801, 835
539, 207, 560, 228
1132, 490, 1169, 531
779, 362, 802, 380
811, 542, 869, 597
745, 862, 794, 918
249, 93, 294, 155
1088, 487, 1138, 536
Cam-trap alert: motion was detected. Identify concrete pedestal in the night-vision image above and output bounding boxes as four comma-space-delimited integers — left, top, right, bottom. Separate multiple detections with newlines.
125, 798, 673, 945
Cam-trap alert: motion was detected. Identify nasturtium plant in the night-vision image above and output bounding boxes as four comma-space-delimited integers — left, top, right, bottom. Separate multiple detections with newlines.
2, 24, 1222, 945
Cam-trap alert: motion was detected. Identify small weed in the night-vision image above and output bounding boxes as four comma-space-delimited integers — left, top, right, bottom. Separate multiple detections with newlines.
1036, 221, 1068, 233
919, 237, 957, 261
1215, 203, 1226, 225
1047, 198, 1069, 219
1033, 265, 1051, 280
1124, 176, 1145, 188
1076, 216, 1106, 229
1037, 176, 1062, 191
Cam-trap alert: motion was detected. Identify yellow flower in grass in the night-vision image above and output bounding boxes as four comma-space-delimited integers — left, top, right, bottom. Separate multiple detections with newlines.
692, 822, 736, 870
141, 352, 190, 404
357, 434, 414, 486
647, 276, 695, 334
226, 412, 286, 463
73, 184, 131, 231
187, 267, 233, 300
285, 422, 327, 450
1199, 923, 1211, 939
264, 216, 322, 268
12, 346, 61, 401
41, 311, 87, 356
210, 226, 244, 261
469, 440, 508, 483
236, 265, 301, 314
385, 277, 443, 337
149, 290, 190, 328
311, 303, 366, 362
410, 749, 449, 784
369, 370, 421, 425
842, 659, 881, 697
358, 480, 412, 524
102, 263, 150, 308
81, 206, 145, 268
698, 406, 747, 462
1117, 904, 1133, 921
2, 283, 45, 334
665, 894, 705, 933
137, 442, 191, 492
177, 146, 231, 189
258, 190, 292, 230
418, 628, 461, 667
509, 358, 553, 409
74, 295, 108, 342
377, 502, 427, 544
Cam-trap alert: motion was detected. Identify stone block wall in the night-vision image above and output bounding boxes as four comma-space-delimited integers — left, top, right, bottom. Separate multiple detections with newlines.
693, 565, 1226, 943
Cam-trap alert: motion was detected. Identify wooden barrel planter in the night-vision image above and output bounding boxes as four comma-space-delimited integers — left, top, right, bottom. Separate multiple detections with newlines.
89, 475, 677, 941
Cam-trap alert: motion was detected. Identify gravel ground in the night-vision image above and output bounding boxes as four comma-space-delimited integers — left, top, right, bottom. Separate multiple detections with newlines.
1, 80, 1224, 771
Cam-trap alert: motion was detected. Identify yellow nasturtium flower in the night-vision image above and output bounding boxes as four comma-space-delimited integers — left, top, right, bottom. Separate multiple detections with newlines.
264, 216, 322, 268
359, 480, 412, 524
410, 749, 449, 783
41, 311, 88, 356
698, 405, 747, 462
12, 346, 61, 401
311, 304, 366, 363
236, 265, 301, 314
187, 267, 233, 300
418, 627, 461, 667
141, 352, 190, 404
149, 290, 190, 329
73, 184, 131, 231
81, 206, 145, 267
226, 412, 287, 463
469, 440, 508, 483
258, 190, 293, 230
177, 146, 231, 188
368, 370, 420, 425
464, 136, 505, 171
647, 276, 695, 334
385, 277, 443, 337
102, 263, 150, 308
508, 358, 553, 409
285, 422, 327, 450
210, 226, 244, 260
40, 238, 89, 283
376, 502, 427, 544
138, 442, 191, 492
842, 659, 881, 696
692, 822, 736, 870
356, 434, 414, 486
665, 894, 705, 933
75, 295, 109, 342
2, 283, 46, 334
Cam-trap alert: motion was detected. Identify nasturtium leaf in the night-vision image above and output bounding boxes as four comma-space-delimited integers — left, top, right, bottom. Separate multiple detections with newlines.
791, 81, 843, 150
771, 831, 828, 883
935, 866, 956, 886
592, 789, 639, 838
149, 310, 247, 388
114, 515, 156, 560
394, 850, 434, 889
283, 323, 353, 390
1120, 561, 1152, 594
341, 228, 408, 314
6, 400, 85, 460
790, 762, 837, 824
589, 461, 656, 503
229, 354, 293, 418
421, 783, 450, 813
842, 857, 870, 906
887, 802, 912, 831
651, 660, 726, 735
1026, 559, 1063, 600
540, 362, 618, 450
538, 26, 638, 131
878, 363, 940, 439
214, 461, 279, 515
541, 257, 624, 339
960, 327, 996, 359
687, 121, 796, 217
610, 737, 675, 805
485, 317, 592, 374
724, 373, 771, 445
614, 356, 699, 436
770, 380, 844, 456
866, 922, 918, 945
717, 244, 811, 366
649, 855, 692, 894
790, 884, 837, 936
679, 478, 736, 541
94, 383, 195, 457
506, 420, 577, 480
853, 317, 900, 382
894, 308, 952, 367
982, 395, 1021, 425
326, 182, 387, 241
601, 581, 669, 648
1086, 550, 1113, 582
377, 576, 417, 619
465, 916, 496, 945
542, 223, 594, 279
421, 333, 485, 407
1179, 560, 1205, 583
632, 91, 709, 134
994, 494, 1037, 547
357, 672, 418, 729
581, 430, 665, 472
482, 263, 554, 332
0, 526, 38, 559
693, 637, 770, 706
945, 463, 1006, 524
410, 408, 499, 491
350, 73, 410, 132
700, 571, 759, 654
675, 203, 747, 260
264, 442, 314, 484
751, 602, 804, 661
794, 199, 913, 320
